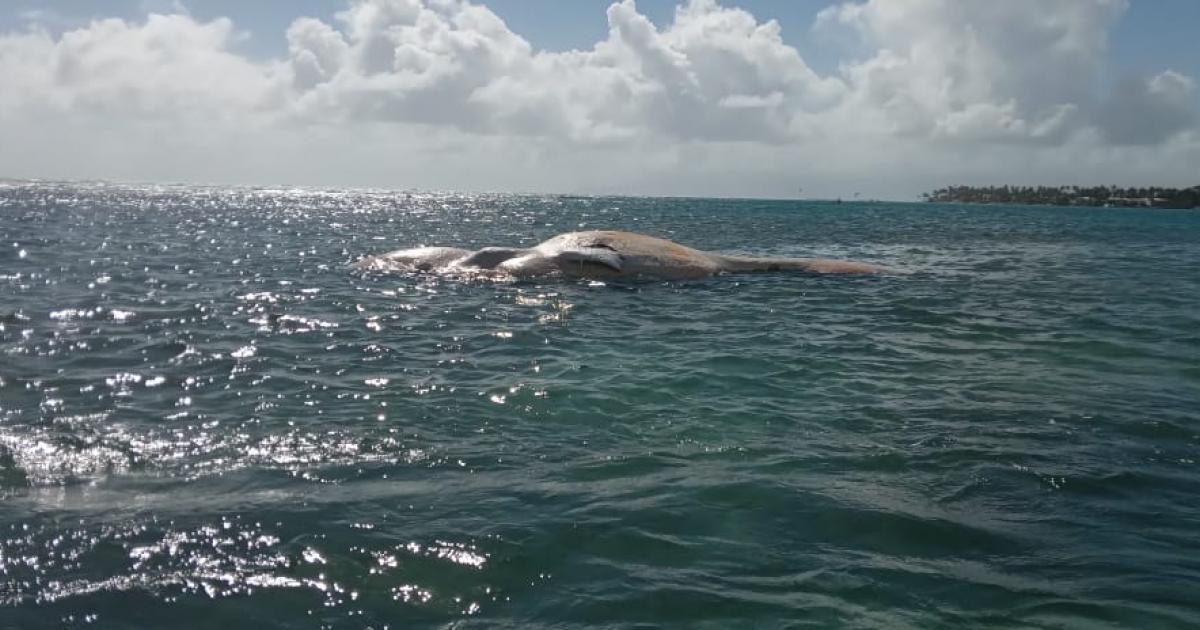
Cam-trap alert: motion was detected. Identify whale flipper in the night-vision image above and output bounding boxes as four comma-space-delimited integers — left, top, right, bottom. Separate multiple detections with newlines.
456, 247, 527, 269
554, 247, 623, 273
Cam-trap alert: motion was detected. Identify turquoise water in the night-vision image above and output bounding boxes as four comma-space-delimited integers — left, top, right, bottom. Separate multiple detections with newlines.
1, 181, 1198, 628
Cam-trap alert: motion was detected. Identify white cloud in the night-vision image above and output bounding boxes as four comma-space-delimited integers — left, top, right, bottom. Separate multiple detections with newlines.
0, 0, 1196, 198
275, 0, 844, 143
1, 14, 276, 119
816, 0, 1129, 142
1097, 70, 1197, 145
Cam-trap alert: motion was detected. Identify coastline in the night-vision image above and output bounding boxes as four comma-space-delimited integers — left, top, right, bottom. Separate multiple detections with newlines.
923, 185, 1200, 209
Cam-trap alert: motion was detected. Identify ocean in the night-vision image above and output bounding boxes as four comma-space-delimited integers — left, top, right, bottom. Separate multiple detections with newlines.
1, 181, 1198, 628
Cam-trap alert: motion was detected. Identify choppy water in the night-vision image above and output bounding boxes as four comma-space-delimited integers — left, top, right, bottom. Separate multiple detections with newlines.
1, 181, 1198, 628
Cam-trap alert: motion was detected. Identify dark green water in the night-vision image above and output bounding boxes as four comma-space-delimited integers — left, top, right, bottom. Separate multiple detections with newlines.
1, 181, 1198, 628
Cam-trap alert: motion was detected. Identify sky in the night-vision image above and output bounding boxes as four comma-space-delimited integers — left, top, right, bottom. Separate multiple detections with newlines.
0, 0, 1197, 199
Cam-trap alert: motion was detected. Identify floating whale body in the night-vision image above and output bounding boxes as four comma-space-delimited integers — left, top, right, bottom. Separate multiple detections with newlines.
355, 230, 882, 280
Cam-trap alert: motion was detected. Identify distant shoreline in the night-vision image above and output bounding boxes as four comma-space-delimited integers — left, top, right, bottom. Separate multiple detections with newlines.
923, 185, 1200, 209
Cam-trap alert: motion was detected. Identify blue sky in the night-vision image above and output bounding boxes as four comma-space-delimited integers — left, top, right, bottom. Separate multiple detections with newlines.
0, 1, 1197, 197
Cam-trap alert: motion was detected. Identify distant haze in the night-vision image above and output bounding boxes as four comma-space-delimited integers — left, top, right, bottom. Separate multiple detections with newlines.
1, 0, 1198, 200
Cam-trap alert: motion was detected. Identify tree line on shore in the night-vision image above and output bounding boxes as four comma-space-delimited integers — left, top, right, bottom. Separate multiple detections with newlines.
922, 185, 1200, 208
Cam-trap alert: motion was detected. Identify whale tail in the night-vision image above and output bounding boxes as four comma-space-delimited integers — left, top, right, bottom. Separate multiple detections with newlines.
713, 254, 883, 275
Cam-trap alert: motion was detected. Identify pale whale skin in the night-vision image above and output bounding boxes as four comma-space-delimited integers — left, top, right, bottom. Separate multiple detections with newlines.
356, 230, 882, 280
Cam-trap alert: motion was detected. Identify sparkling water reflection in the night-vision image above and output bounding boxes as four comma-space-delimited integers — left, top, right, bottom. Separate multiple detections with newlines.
1, 181, 1199, 627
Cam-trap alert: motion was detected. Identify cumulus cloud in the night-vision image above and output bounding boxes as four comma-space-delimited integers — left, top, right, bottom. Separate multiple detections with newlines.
1097, 70, 1197, 145
0, 13, 277, 122
0, 0, 1196, 197
274, 0, 845, 142
815, 0, 1129, 142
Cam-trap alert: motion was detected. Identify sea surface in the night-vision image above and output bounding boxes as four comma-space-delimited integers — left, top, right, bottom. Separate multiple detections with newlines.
1, 181, 1198, 629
